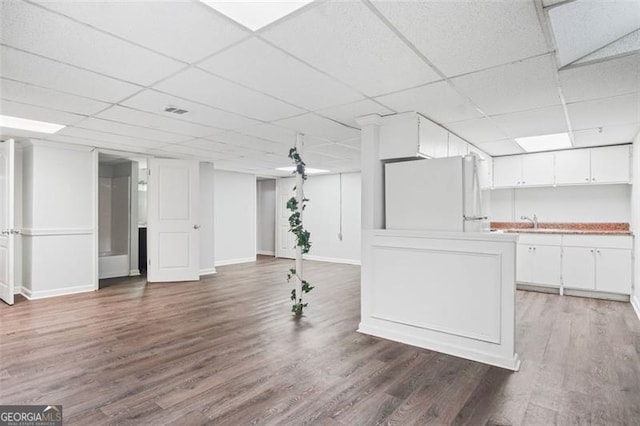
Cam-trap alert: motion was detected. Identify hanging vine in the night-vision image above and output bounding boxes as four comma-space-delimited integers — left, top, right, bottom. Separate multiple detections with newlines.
286, 146, 314, 316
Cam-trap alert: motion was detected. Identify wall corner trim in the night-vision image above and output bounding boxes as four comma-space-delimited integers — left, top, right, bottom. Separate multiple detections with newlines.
200, 268, 217, 276
214, 257, 256, 267
631, 293, 640, 322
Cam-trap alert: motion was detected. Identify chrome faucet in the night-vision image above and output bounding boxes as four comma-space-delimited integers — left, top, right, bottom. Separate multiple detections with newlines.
521, 214, 538, 229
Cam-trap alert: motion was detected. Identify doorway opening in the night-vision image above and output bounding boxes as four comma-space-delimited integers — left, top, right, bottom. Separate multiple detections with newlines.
97, 154, 146, 287
256, 177, 276, 257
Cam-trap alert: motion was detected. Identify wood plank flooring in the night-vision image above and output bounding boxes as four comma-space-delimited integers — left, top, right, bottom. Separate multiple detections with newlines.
1, 256, 639, 425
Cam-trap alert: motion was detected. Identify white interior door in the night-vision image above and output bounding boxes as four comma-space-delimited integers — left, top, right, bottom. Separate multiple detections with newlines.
0, 139, 15, 305
147, 159, 199, 282
276, 177, 296, 259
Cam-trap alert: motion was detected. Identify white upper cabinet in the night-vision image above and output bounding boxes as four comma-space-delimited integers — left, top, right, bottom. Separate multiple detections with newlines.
418, 116, 448, 158
447, 133, 468, 157
554, 149, 590, 185
521, 152, 555, 186
493, 152, 554, 188
493, 156, 521, 187
491, 144, 631, 188
590, 145, 631, 184
379, 113, 419, 160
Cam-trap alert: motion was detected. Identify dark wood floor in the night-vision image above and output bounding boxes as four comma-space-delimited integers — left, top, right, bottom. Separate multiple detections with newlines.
1, 256, 639, 425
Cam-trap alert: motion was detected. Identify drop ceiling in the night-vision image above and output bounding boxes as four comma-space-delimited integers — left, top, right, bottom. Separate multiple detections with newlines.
0, 0, 638, 176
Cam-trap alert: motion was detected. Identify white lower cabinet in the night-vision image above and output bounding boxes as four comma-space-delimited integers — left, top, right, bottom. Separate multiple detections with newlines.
562, 247, 596, 290
517, 234, 633, 297
595, 248, 632, 294
516, 235, 562, 287
561, 236, 633, 295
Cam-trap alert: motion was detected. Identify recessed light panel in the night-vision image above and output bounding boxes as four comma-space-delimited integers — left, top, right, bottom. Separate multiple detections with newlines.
514, 132, 572, 152
276, 166, 328, 174
200, 0, 313, 31
0, 115, 66, 134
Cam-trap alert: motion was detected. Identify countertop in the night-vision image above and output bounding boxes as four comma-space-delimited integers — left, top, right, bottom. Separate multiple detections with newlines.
490, 222, 632, 236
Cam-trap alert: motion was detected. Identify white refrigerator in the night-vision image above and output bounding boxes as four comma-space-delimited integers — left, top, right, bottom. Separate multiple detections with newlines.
385, 155, 488, 232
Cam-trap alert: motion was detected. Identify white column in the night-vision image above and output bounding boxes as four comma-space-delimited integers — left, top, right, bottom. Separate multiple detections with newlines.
295, 133, 304, 308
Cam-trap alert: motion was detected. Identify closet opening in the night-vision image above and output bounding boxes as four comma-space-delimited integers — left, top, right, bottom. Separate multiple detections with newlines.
97, 154, 146, 287
256, 177, 276, 258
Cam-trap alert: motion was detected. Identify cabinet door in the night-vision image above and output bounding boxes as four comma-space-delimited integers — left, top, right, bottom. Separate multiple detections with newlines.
516, 244, 532, 283
531, 245, 562, 287
493, 156, 521, 188
590, 145, 631, 184
418, 116, 448, 158
521, 152, 555, 186
380, 114, 419, 160
562, 247, 595, 290
448, 134, 468, 157
554, 149, 590, 185
595, 248, 632, 294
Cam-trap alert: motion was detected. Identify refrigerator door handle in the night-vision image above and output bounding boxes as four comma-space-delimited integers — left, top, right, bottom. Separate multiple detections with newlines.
464, 215, 488, 221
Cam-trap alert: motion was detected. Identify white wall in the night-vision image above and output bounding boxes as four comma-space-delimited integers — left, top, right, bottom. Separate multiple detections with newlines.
490, 185, 631, 223
199, 162, 215, 274
279, 172, 361, 264
214, 170, 256, 266
256, 179, 276, 255
22, 141, 96, 299
631, 134, 640, 318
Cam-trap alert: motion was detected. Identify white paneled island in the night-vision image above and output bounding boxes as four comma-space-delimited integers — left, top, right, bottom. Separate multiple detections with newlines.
358, 229, 521, 370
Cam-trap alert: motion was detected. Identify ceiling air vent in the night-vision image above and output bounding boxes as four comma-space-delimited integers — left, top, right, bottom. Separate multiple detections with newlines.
164, 106, 189, 115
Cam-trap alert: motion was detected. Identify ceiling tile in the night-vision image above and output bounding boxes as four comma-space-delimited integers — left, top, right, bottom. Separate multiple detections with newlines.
490, 105, 569, 139
375, 81, 482, 124
549, 0, 640, 67
475, 140, 525, 156
1, 78, 109, 116
235, 123, 297, 145
95, 106, 220, 138
572, 123, 640, 147
273, 113, 360, 142
559, 53, 640, 103
317, 99, 394, 128
0, 46, 141, 103
182, 138, 235, 154
262, 0, 440, 96
34, 1, 249, 63
44, 133, 158, 153
55, 126, 168, 149
206, 131, 290, 154
73, 118, 192, 144
451, 55, 561, 116
308, 143, 360, 160
0, 0, 184, 85
155, 144, 233, 161
444, 118, 509, 144
567, 93, 640, 130
199, 38, 363, 111
153, 68, 303, 121
120, 89, 260, 130
0, 99, 85, 126
371, 0, 549, 76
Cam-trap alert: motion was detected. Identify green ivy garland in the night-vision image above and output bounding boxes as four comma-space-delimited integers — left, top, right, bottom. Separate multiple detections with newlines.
287, 147, 314, 315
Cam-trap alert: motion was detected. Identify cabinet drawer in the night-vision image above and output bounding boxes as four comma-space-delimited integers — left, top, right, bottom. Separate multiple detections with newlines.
562, 235, 632, 249
517, 234, 562, 246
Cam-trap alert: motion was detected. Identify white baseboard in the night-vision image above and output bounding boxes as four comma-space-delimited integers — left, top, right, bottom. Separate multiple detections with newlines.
303, 255, 361, 266
200, 267, 217, 276
129, 269, 141, 277
631, 293, 640, 321
99, 272, 130, 280
13, 286, 22, 296
21, 284, 95, 300
215, 256, 256, 267
257, 250, 275, 256
358, 321, 520, 371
